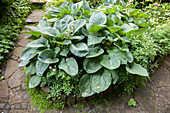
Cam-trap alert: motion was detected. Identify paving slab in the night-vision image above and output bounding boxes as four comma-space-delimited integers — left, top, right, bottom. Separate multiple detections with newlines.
135, 87, 157, 113
8, 68, 25, 88
26, 10, 45, 23
0, 81, 9, 102
9, 91, 31, 104
17, 28, 31, 47
11, 47, 24, 57
4, 60, 19, 79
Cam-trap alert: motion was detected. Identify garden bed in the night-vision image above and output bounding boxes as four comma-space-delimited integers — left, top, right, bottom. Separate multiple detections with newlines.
20, 0, 169, 112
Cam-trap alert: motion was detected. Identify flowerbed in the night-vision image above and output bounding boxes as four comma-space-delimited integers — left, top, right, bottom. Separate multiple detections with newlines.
20, 0, 170, 112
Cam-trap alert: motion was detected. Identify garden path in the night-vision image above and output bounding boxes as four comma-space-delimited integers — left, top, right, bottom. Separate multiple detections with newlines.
0, 9, 169, 113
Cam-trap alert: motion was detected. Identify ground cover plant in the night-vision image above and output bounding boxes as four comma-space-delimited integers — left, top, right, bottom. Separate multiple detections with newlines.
0, 0, 31, 74
20, 0, 169, 112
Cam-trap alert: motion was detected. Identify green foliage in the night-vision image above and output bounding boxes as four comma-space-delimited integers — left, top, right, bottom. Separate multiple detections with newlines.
45, 68, 81, 98
46, 0, 104, 8
128, 99, 136, 106
150, 24, 170, 56
74, 103, 85, 109
25, 75, 65, 113
0, 76, 5, 81
0, 0, 31, 75
144, 3, 170, 26
20, 0, 149, 98
130, 24, 170, 69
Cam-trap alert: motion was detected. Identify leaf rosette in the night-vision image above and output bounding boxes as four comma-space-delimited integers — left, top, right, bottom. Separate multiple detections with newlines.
20, 0, 149, 97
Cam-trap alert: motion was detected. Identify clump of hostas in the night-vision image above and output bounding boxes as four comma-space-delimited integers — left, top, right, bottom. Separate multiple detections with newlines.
20, 0, 149, 97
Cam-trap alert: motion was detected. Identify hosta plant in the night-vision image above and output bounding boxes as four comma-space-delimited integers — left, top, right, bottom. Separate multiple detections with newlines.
20, 0, 149, 97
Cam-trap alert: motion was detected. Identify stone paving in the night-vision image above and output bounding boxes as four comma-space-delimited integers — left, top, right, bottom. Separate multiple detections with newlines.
0, 10, 170, 113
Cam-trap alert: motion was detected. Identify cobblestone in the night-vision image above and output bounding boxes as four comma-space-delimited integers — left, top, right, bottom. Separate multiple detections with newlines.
5, 104, 11, 109
0, 103, 6, 109
14, 104, 21, 109
21, 103, 28, 109
10, 105, 14, 109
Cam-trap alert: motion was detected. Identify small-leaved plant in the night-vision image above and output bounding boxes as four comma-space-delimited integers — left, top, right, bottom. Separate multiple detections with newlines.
19, 0, 149, 97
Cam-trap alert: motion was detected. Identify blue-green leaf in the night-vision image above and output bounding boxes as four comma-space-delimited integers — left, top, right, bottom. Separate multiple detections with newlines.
89, 12, 107, 25
38, 49, 59, 64
91, 69, 112, 93
79, 74, 95, 97
36, 60, 49, 76
29, 75, 41, 88
70, 42, 89, 57
88, 34, 105, 46
26, 38, 48, 48
58, 57, 78, 76
126, 63, 148, 76
83, 57, 102, 73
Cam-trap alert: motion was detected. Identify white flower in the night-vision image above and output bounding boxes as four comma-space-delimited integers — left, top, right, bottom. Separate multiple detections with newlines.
97, 86, 100, 89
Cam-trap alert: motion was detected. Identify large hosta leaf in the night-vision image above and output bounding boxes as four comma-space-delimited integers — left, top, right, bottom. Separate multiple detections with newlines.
107, 26, 122, 34
29, 75, 41, 88
114, 42, 129, 52
86, 47, 104, 58
22, 31, 41, 37
25, 62, 36, 75
36, 60, 49, 76
25, 26, 41, 32
38, 19, 50, 29
86, 23, 103, 34
18, 60, 30, 67
58, 57, 78, 76
91, 69, 112, 93
124, 51, 133, 63
71, 1, 83, 12
70, 35, 85, 41
127, 28, 147, 36
134, 19, 149, 28
70, 42, 89, 57
26, 38, 48, 48
100, 55, 121, 70
69, 19, 86, 34
62, 15, 74, 24
41, 27, 59, 36
111, 70, 119, 84
107, 13, 124, 26
20, 47, 38, 60
88, 35, 105, 46
79, 74, 95, 97
126, 63, 148, 76
25, 35, 38, 40
54, 20, 68, 33
89, 12, 107, 25
83, 57, 102, 73
60, 48, 69, 57
38, 49, 59, 64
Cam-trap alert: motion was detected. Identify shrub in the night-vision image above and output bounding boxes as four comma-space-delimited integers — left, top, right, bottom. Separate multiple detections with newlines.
20, 0, 149, 98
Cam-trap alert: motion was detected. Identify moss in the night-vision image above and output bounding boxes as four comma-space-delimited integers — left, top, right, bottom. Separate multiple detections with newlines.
25, 75, 65, 113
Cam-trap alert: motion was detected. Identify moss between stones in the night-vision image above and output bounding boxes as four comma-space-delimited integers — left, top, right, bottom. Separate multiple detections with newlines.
25, 73, 124, 112
25, 75, 65, 113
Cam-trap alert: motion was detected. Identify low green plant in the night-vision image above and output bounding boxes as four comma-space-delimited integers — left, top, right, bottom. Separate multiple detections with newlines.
128, 98, 136, 106
25, 75, 65, 113
0, 76, 5, 81
143, 3, 170, 26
